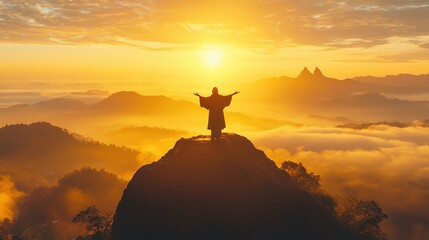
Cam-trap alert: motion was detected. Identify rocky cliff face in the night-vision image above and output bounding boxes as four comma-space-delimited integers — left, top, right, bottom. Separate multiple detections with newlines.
112, 134, 348, 240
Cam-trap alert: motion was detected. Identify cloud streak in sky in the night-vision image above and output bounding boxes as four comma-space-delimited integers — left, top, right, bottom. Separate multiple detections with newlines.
1, 0, 428, 50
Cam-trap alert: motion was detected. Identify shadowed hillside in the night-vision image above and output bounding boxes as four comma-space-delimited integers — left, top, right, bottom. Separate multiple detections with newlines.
112, 134, 350, 239
0, 122, 139, 191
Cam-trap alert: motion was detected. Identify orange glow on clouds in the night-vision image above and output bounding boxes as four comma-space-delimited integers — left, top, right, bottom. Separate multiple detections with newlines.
0, 1, 428, 85
0, 176, 24, 219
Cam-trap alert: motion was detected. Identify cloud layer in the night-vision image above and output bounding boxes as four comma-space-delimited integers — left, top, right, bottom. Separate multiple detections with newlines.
1, 0, 428, 49
14, 168, 126, 239
251, 125, 429, 240
0, 175, 24, 220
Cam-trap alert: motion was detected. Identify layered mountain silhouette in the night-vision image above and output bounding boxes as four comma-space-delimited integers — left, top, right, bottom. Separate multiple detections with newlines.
91, 91, 196, 115
0, 91, 295, 131
33, 98, 89, 112
2, 69, 429, 124
0, 122, 139, 191
244, 67, 367, 105
112, 134, 350, 239
349, 73, 429, 94
242, 67, 429, 121
0, 91, 194, 115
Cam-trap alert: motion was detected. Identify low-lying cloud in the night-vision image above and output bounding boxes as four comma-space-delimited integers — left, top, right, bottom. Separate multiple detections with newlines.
13, 168, 126, 239
251, 125, 429, 240
0, 175, 24, 220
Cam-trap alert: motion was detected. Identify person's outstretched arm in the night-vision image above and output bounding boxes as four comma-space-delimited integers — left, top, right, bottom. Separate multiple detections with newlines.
228, 91, 240, 97
194, 92, 201, 97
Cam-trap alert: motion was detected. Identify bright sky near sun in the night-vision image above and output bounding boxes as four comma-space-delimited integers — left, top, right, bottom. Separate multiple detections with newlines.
204, 49, 222, 68
1, 0, 429, 87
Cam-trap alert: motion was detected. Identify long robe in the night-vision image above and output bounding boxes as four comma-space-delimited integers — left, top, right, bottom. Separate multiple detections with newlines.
199, 94, 232, 130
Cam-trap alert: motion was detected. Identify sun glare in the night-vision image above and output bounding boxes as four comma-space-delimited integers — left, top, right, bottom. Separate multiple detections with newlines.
204, 49, 222, 68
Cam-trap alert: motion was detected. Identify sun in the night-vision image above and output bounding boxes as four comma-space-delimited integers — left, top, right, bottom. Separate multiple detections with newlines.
203, 49, 222, 68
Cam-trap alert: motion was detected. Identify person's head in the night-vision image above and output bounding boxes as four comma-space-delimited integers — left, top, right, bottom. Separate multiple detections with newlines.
212, 87, 218, 95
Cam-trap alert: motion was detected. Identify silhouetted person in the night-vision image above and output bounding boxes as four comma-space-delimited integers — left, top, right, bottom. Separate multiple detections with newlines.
194, 87, 239, 140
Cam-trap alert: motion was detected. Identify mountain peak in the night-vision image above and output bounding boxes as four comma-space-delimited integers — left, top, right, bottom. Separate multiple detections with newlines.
297, 67, 313, 79
106, 91, 142, 100
313, 67, 325, 79
112, 134, 348, 239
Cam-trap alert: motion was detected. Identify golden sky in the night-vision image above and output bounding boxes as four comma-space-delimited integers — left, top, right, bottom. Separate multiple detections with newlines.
1, 0, 429, 85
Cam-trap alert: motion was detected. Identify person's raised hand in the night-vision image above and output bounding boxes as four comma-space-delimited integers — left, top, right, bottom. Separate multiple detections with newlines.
194, 92, 200, 97
233, 91, 240, 95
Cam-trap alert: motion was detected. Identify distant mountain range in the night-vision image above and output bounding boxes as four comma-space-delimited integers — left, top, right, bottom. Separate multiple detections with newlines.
0, 91, 299, 132
91, 91, 197, 115
242, 68, 429, 121
1, 69, 429, 124
348, 73, 429, 94
1, 91, 196, 116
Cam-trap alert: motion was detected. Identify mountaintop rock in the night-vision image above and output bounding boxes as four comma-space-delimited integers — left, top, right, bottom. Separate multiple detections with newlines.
111, 134, 348, 240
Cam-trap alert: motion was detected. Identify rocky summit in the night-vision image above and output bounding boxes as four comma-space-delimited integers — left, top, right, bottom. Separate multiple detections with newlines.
111, 134, 348, 240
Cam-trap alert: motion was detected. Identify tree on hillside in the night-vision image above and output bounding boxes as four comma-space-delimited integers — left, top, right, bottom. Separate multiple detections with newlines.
337, 198, 388, 240
72, 206, 112, 240
0, 218, 13, 240
281, 161, 336, 212
281, 161, 321, 192
281, 160, 388, 240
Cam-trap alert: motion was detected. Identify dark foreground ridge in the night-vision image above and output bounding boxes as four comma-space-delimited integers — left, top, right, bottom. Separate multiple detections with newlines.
111, 134, 349, 240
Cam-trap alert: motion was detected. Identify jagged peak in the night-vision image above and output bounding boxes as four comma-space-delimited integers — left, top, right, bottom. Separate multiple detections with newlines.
297, 67, 313, 79
313, 67, 325, 78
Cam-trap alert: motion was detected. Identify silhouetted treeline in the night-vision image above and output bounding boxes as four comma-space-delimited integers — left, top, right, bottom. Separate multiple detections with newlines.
72, 206, 112, 240
0, 122, 139, 192
281, 161, 388, 240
